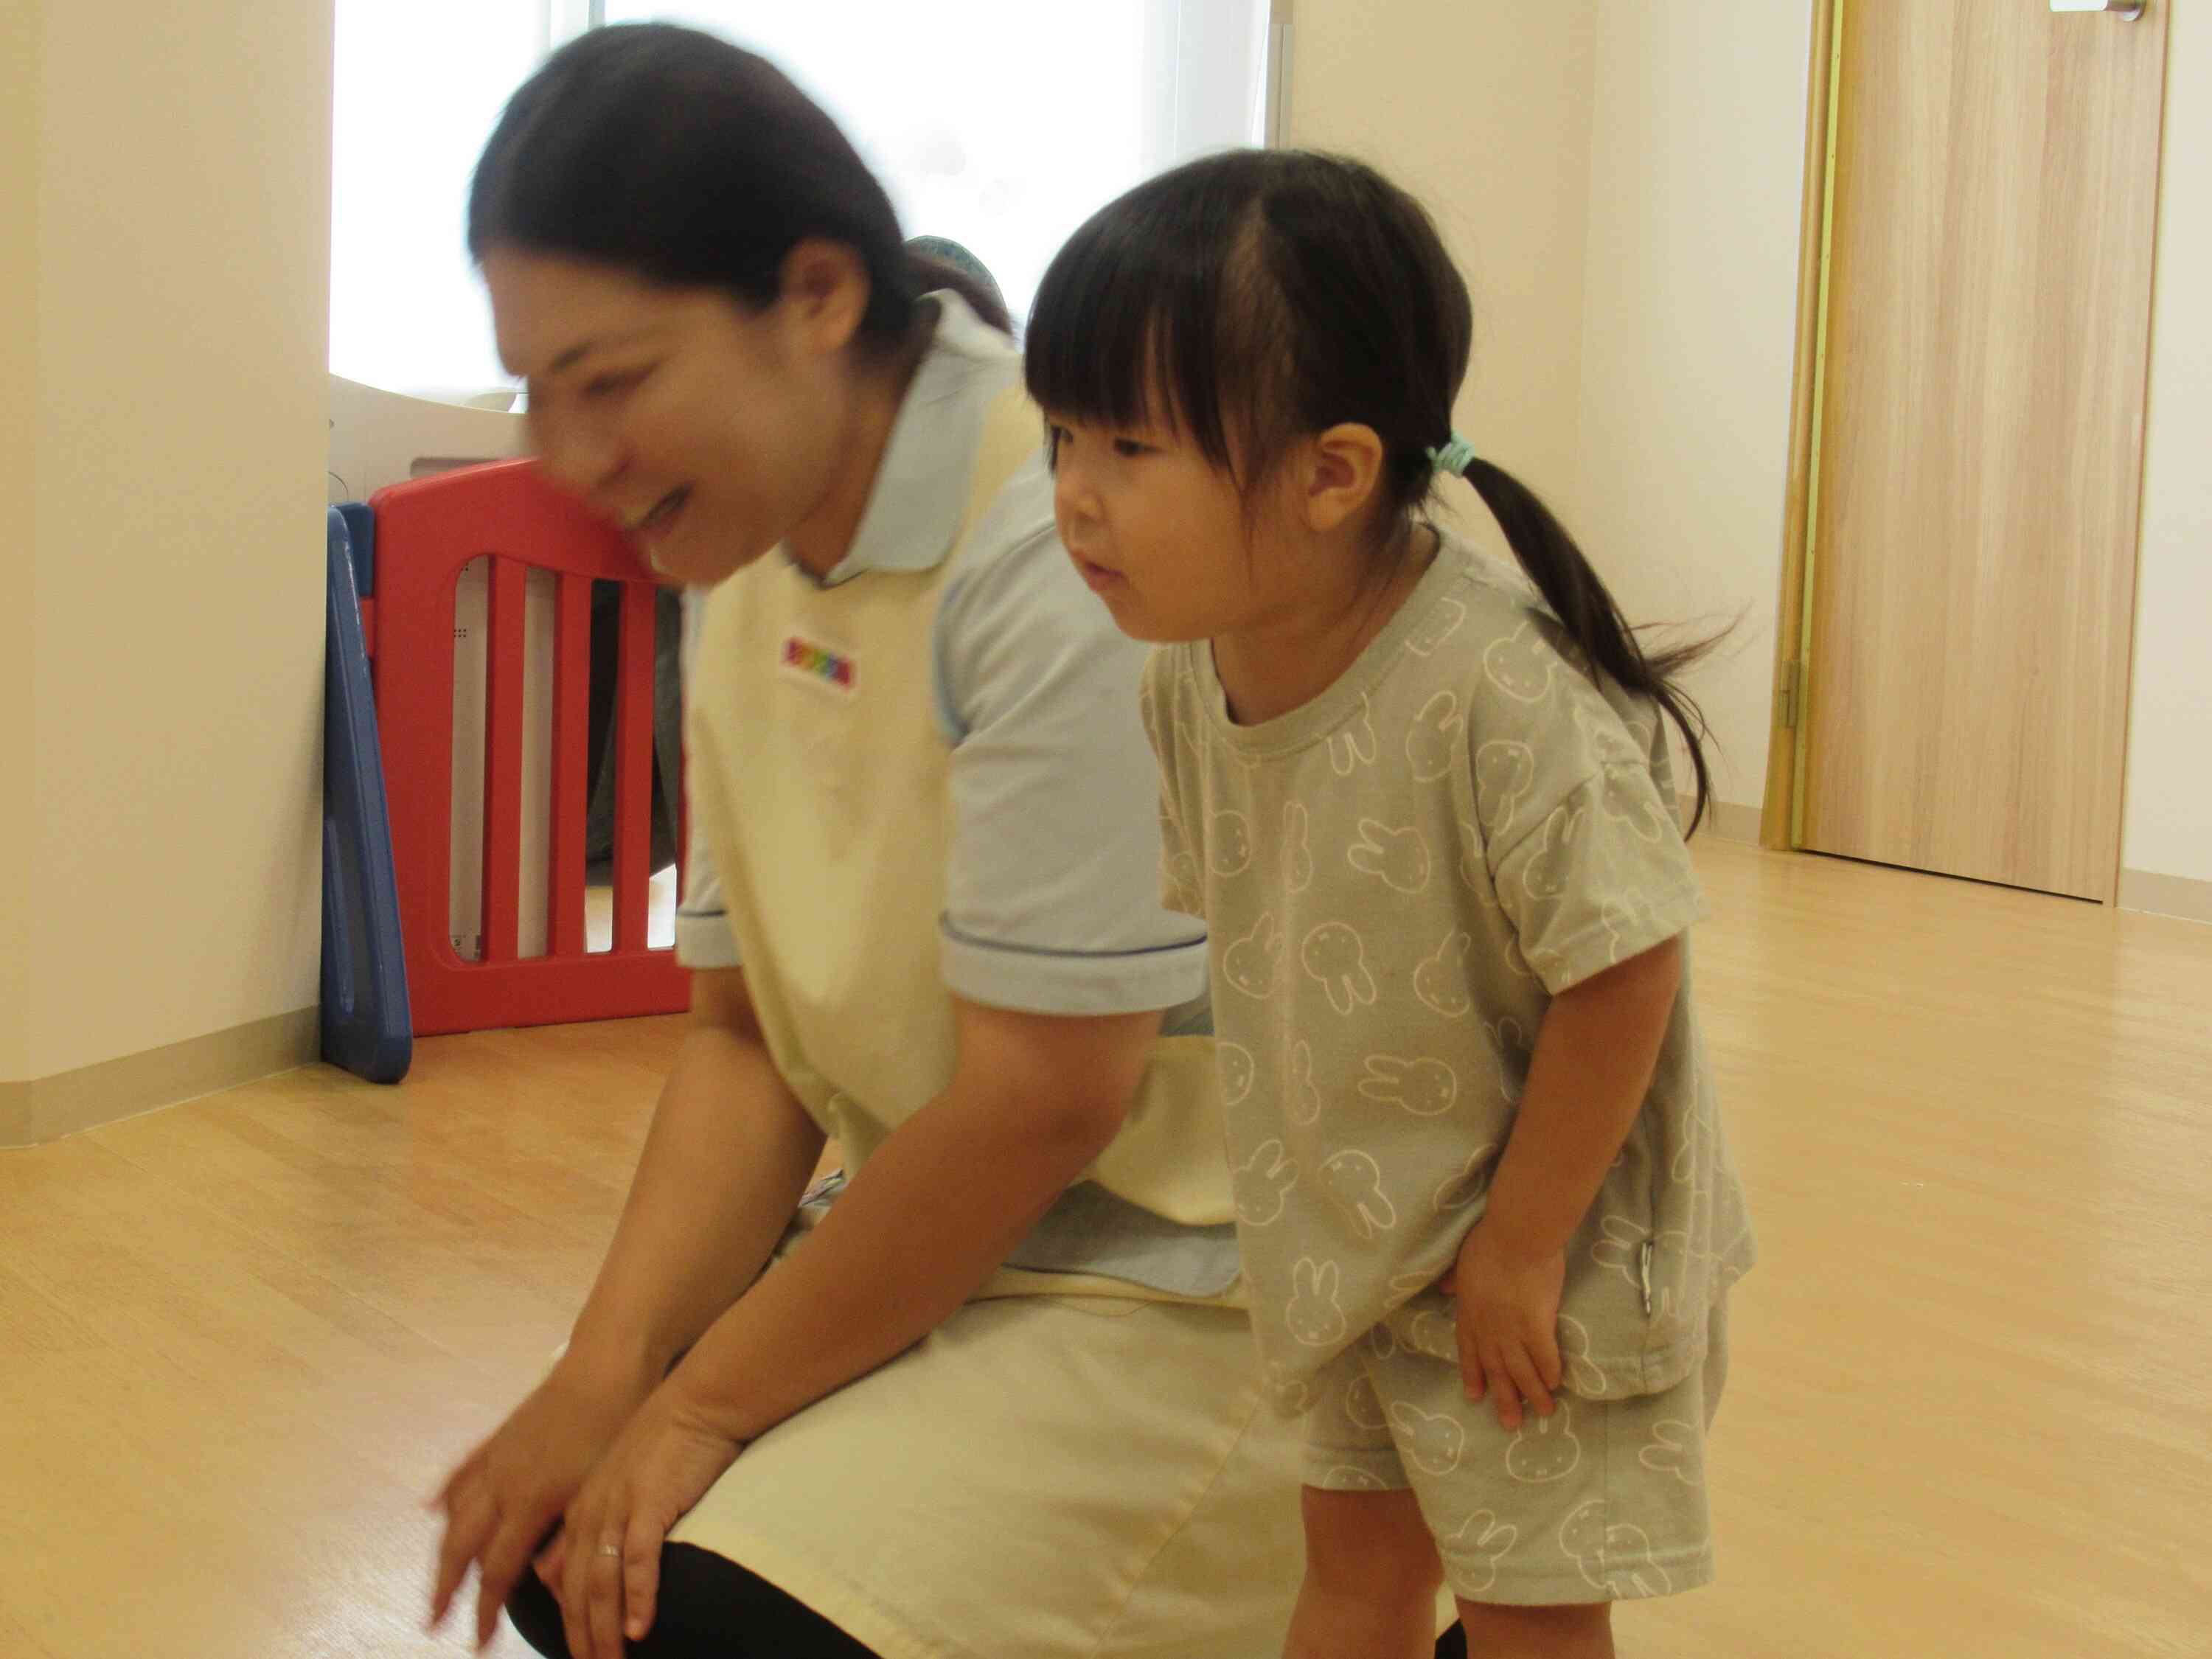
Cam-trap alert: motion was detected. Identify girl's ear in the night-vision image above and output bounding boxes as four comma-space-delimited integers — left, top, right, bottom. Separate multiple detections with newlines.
1298, 422, 1388, 535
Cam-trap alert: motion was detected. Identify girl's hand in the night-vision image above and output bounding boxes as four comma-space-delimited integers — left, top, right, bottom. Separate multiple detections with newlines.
428, 1364, 652, 1650
1440, 1221, 1565, 1431
552, 1385, 743, 1659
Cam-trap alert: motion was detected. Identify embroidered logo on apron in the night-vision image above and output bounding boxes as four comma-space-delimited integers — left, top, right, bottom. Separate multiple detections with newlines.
781, 633, 858, 695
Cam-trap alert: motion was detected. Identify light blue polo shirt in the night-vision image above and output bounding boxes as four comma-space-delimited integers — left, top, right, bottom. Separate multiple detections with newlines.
675, 293, 1210, 1029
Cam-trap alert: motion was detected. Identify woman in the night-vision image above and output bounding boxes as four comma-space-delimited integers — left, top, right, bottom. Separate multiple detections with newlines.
422, 24, 1421, 1659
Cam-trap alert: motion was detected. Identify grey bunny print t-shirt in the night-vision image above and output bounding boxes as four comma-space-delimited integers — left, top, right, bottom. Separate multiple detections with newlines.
1140, 534, 1754, 1411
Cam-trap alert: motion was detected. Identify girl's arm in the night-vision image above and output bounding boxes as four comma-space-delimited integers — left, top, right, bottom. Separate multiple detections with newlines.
655, 994, 1163, 1444
1484, 936, 1683, 1260
1451, 936, 1683, 1428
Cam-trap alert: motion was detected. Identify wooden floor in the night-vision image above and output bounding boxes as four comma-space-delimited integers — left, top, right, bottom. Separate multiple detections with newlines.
2, 841, 2208, 1658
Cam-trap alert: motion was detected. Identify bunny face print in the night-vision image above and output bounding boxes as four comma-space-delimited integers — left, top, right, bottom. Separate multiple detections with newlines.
1286, 1258, 1350, 1348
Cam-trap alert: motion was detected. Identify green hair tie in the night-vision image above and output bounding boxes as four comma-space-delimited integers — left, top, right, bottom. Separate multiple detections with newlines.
1426, 434, 1479, 475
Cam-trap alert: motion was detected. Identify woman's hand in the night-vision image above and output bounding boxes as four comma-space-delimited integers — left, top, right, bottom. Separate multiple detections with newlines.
428, 1361, 652, 1650
1441, 1220, 1565, 1432
552, 1382, 745, 1659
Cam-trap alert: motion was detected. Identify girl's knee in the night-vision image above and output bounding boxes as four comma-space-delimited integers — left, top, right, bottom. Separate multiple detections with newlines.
1301, 1485, 1442, 1601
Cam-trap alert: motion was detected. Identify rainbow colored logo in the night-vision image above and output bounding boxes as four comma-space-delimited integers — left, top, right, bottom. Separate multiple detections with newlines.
782, 635, 855, 690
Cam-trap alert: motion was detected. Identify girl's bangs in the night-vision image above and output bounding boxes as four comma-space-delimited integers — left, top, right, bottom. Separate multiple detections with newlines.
1024, 198, 1233, 467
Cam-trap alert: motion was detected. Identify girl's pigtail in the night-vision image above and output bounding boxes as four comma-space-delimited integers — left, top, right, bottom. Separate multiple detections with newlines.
1457, 456, 1720, 835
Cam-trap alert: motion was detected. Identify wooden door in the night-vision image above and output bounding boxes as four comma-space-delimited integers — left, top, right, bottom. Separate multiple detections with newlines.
1798, 0, 2168, 900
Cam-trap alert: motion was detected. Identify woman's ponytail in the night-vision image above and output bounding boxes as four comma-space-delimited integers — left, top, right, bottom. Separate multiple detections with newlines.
904, 240, 1012, 335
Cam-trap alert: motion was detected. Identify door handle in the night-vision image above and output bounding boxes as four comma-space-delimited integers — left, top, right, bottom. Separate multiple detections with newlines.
2051, 0, 2146, 18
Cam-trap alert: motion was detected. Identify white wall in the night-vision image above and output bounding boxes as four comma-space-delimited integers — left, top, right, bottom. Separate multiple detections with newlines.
1570, 4, 1813, 813
1286, 0, 1599, 507
7, 0, 333, 1083
2122, 4, 2212, 886
1287, 1, 1806, 818
0, 0, 38, 1083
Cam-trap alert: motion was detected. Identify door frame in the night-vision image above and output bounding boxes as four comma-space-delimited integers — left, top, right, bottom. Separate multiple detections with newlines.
1759, 0, 1840, 851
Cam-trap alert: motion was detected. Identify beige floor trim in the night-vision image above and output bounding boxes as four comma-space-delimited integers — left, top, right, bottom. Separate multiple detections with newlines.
0, 1009, 320, 1148
1672, 792, 1761, 845
2117, 869, 2212, 925
1707, 800, 1764, 845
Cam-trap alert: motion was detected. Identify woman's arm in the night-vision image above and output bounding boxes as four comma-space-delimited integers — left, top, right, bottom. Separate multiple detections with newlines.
431, 967, 825, 1647
558, 967, 829, 1396
655, 994, 1162, 1444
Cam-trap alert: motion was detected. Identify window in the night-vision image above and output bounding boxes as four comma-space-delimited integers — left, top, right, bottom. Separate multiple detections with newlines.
603, 4, 1273, 333
329, 0, 557, 397
330, 1, 1274, 397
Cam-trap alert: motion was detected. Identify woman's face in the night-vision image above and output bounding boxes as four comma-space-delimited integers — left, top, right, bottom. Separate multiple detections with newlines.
483, 245, 858, 586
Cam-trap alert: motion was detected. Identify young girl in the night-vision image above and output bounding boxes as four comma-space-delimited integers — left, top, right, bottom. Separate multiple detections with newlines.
1026, 151, 1754, 1659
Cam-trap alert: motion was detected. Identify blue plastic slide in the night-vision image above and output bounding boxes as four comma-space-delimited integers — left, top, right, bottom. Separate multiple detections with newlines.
321, 506, 412, 1082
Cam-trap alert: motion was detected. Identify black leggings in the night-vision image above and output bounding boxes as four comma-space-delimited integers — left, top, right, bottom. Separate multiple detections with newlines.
506, 1545, 879, 1658
507, 1545, 1472, 1658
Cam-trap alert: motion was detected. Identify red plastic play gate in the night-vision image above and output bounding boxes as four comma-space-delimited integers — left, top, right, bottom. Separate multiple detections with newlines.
368, 460, 687, 1036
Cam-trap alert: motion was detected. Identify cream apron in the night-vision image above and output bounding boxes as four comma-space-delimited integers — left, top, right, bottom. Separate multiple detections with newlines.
667, 387, 1312, 1658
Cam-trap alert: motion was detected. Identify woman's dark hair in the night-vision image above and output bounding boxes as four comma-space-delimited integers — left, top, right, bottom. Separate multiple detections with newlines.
468, 24, 1011, 341
1026, 149, 1720, 832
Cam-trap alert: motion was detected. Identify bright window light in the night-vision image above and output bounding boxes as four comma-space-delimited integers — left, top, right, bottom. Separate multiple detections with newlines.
330, 2, 1270, 397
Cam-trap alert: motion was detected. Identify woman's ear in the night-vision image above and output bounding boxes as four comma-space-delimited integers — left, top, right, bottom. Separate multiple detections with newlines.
1298, 422, 1388, 535
777, 237, 872, 358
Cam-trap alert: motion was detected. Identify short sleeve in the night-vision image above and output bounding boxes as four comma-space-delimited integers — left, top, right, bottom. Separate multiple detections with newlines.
932, 514, 1208, 1015
673, 815, 742, 971
1488, 765, 1705, 993
1475, 625, 1705, 994
1139, 650, 1206, 919
673, 588, 741, 972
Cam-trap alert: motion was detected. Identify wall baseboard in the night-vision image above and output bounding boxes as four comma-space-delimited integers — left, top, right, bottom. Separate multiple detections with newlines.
1681, 796, 1770, 845
0, 1009, 320, 1148
1707, 800, 1764, 844
2117, 869, 2212, 925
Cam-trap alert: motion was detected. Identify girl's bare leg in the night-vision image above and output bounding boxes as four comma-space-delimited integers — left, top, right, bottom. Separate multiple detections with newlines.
1284, 1486, 1444, 1659
1454, 1598, 1613, 1659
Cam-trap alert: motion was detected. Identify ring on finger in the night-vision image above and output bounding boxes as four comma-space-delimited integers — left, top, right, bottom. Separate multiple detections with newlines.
594, 1540, 624, 1561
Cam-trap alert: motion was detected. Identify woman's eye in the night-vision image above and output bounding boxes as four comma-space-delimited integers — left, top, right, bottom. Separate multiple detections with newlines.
583, 369, 649, 400
1113, 438, 1150, 459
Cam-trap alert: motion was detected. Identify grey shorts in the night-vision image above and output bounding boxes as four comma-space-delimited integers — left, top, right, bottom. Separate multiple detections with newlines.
1303, 1298, 1730, 1606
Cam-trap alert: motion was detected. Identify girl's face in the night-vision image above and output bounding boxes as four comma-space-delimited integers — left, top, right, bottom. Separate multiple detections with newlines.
483, 246, 857, 586
1045, 416, 1283, 644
